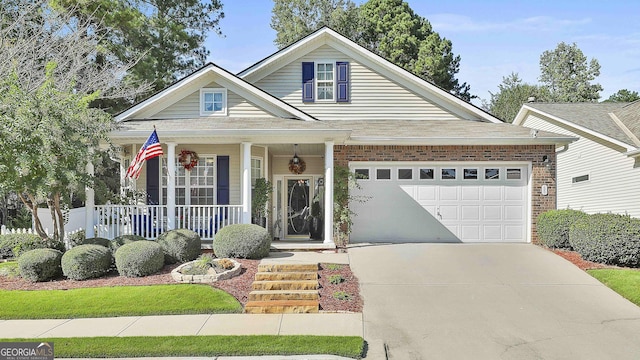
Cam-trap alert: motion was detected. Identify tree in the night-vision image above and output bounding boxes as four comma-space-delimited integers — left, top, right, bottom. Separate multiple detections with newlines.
357, 0, 471, 100
539, 42, 602, 102
271, 0, 359, 48
484, 73, 550, 123
51, 0, 224, 106
604, 89, 640, 103
0, 1, 144, 243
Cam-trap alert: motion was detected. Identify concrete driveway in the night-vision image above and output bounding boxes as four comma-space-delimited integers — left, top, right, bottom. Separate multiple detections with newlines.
348, 243, 640, 359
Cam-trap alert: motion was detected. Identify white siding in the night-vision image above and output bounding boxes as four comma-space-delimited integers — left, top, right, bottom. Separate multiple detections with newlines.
254, 45, 460, 121
523, 114, 640, 217
151, 81, 272, 119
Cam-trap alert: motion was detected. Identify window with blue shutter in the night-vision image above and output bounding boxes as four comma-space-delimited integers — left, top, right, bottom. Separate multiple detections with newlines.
302, 62, 314, 102
336, 61, 350, 102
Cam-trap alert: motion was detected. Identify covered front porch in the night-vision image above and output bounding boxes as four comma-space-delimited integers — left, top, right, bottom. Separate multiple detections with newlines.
86, 127, 347, 248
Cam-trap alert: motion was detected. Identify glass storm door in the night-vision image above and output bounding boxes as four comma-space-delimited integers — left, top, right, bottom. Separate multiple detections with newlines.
286, 178, 311, 237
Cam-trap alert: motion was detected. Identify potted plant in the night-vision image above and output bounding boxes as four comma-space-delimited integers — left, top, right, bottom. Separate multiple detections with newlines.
251, 178, 272, 228
307, 200, 323, 240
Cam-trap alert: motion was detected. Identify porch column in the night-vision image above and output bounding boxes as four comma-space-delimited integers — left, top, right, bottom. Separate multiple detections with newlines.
241, 142, 252, 224
166, 142, 176, 230
324, 141, 335, 245
84, 161, 95, 238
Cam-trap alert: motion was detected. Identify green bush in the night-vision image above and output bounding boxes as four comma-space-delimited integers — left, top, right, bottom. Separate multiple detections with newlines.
115, 240, 165, 277
67, 230, 86, 248
537, 209, 587, 249
157, 229, 201, 264
110, 234, 146, 252
17, 248, 63, 282
61, 244, 113, 280
82, 237, 111, 248
0, 233, 64, 259
213, 224, 271, 259
569, 213, 640, 267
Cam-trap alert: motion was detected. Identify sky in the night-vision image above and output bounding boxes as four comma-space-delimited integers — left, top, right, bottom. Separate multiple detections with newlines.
205, 0, 640, 106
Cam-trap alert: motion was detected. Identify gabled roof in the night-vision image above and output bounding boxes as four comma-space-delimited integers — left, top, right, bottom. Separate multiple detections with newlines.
115, 63, 317, 122
513, 102, 640, 151
238, 26, 503, 124
613, 100, 640, 139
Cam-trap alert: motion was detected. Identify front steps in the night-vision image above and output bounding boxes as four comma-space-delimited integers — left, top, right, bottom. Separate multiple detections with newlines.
245, 263, 320, 314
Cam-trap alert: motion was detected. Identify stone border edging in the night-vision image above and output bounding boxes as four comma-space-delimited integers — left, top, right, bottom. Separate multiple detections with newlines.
171, 258, 241, 283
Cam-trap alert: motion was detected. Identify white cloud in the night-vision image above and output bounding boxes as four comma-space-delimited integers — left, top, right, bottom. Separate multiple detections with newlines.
430, 14, 591, 33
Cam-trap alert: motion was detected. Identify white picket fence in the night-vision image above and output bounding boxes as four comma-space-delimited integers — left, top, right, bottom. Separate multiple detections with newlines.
0, 225, 84, 249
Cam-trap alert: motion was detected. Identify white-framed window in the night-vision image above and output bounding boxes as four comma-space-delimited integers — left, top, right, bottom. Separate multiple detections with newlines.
251, 157, 263, 187
463, 168, 478, 180
419, 168, 435, 180
200, 88, 227, 116
441, 168, 457, 180
354, 168, 370, 180
506, 168, 522, 180
162, 156, 216, 205
397, 168, 413, 180
572, 174, 589, 183
316, 62, 334, 101
484, 168, 500, 180
376, 168, 392, 180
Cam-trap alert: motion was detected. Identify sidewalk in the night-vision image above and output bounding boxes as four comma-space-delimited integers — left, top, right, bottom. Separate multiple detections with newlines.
0, 313, 363, 338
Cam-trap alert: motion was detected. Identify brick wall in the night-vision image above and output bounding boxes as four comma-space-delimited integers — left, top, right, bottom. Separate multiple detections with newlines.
334, 145, 556, 244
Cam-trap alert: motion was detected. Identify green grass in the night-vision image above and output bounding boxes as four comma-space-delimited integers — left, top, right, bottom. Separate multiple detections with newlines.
0, 284, 242, 319
0, 336, 365, 359
588, 268, 640, 306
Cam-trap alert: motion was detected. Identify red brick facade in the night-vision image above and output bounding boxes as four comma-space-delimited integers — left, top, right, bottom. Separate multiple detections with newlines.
334, 145, 556, 244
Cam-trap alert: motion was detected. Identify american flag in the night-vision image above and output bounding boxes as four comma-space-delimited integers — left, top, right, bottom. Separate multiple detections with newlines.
126, 129, 164, 179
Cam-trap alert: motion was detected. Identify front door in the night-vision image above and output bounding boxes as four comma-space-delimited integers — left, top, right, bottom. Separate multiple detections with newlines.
286, 177, 312, 238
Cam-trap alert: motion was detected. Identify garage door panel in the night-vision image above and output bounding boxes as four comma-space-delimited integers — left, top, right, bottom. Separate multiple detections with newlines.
483, 225, 502, 241
461, 187, 480, 200
461, 225, 481, 241
439, 187, 458, 200
417, 186, 436, 201
483, 187, 502, 201
504, 225, 525, 241
504, 205, 524, 220
439, 205, 458, 220
461, 205, 480, 220
400, 185, 416, 198
505, 186, 524, 201
483, 206, 502, 220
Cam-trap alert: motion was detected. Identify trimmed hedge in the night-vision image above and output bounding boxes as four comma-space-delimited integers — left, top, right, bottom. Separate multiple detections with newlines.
82, 237, 111, 248
569, 213, 640, 267
115, 240, 165, 277
17, 248, 63, 282
537, 209, 587, 249
213, 224, 271, 259
67, 230, 86, 248
110, 235, 146, 252
61, 244, 113, 280
157, 229, 201, 264
0, 233, 64, 259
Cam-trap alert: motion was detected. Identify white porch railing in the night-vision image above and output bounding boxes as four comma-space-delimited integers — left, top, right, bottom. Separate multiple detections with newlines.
93, 205, 243, 240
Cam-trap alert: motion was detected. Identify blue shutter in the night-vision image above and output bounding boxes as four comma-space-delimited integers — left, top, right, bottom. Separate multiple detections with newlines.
146, 157, 160, 205
302, 62, 314, 102
336, 61, 350, 102
217, 156, 230, 205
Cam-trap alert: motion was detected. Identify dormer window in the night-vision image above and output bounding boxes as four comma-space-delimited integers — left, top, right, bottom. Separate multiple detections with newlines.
200, 88, 227, 116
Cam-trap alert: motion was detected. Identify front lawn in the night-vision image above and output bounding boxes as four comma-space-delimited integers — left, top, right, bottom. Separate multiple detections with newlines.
0, 336, 365, 359
588, 269, 640, 306
0, 284, 242, 319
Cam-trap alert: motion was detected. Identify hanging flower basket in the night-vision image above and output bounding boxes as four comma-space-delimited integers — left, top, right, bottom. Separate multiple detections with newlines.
288, 157, 306, 174
179, 150, 199, 171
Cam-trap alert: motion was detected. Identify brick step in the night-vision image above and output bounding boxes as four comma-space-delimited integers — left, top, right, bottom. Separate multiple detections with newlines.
252, 280, 318, 291
248, 290, 319, 301
258, 263, 318, 273
254, 271, 318, 281
244, 300, 319, 314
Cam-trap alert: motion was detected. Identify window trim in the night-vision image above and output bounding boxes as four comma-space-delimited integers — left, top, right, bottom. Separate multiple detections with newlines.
161, 154, 217, 206
397, 168, 413, 181
315, 61, 336, 102
354, 168, 370, 181
199, 88, 227, 116
375, 168, 392, 181
251, 156, 264, 187
419, 168, 435, 180
463, 168, 479, 181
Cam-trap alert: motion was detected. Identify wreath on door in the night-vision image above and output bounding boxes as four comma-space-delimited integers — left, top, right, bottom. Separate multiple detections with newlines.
288, 157, 306, 174
178, 150, 199, 171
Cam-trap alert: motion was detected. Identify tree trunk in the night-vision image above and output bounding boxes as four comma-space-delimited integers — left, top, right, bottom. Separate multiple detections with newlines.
18, 193, 48, 239
53, 192, 65, 243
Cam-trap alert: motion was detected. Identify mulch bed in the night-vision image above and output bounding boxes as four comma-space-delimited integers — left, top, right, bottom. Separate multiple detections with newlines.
548, 248, 614, 271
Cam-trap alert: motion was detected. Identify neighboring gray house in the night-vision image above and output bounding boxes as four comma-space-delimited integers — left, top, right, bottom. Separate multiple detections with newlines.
513, 101, 640, 217
90, 27, 573, 245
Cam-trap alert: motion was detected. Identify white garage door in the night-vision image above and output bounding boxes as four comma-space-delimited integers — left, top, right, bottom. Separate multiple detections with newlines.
349, 163, 529, 243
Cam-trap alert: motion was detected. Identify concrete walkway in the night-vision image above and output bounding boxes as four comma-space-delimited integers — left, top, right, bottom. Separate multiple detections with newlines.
348, 243, 640, 359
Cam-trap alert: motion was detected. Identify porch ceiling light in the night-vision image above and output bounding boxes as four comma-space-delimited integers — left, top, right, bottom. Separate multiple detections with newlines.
291, 144, 300, 164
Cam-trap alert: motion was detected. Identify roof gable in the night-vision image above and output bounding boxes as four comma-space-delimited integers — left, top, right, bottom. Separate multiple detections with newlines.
238, 27, 502, 123
116, 63, 317, 122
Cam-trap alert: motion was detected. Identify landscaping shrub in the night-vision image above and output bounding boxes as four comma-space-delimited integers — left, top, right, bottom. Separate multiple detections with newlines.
17, 248, 63, 282
156, 229, 201, 264
110, 234, 146, 252
67, 230, 86, 248
115, 240, 164, 277
0, 233, 64, 259
537, 209, 587, 249
212, 224, 271, 259
569, 213, 640, 267
82, 237, 111, 248
61, 244, 112, 280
